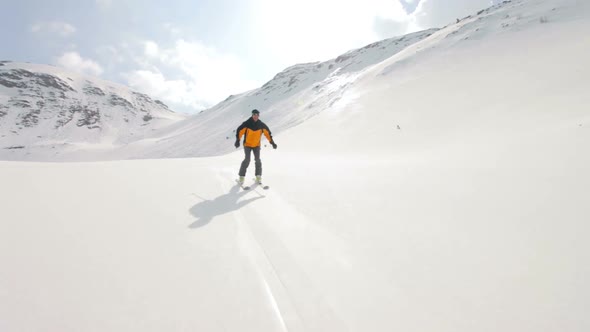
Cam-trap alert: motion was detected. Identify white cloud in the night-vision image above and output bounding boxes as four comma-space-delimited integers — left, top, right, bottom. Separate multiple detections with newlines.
31, 21, 76, 37
399, 0, 421, 14
246, 0, 411, 66
244, 0, 503, 67
56, 52, 104, 76
125, 40, 257, 112
144, 41, 160, 58
96, 0, 112, 10
97, 45, 126, 64
124, 70, 209, 110
162, 23, 182, 37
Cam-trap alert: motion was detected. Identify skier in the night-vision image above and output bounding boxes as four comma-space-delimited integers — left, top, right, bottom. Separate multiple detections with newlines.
235, 109, 277, 185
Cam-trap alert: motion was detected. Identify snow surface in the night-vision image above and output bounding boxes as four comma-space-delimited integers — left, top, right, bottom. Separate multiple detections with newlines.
1, 0, 590, 331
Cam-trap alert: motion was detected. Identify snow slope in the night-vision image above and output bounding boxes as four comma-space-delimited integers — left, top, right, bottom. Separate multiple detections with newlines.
1, 0, 590, 331
112, 28, 438, 160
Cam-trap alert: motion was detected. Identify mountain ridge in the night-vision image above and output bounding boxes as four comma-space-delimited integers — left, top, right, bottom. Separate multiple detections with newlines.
0, 61, 185, 159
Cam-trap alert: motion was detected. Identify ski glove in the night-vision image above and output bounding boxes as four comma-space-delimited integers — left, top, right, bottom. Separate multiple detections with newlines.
234, 140, 240, 148
271, 142, 277, 149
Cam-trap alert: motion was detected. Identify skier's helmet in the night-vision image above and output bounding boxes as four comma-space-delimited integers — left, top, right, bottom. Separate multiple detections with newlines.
252, 109, 260, 115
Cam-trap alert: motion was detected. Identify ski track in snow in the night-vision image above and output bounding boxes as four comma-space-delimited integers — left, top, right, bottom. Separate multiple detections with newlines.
217, 169, 350, 332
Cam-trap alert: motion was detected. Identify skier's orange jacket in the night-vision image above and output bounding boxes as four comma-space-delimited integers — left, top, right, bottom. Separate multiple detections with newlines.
236, 118, 274, 148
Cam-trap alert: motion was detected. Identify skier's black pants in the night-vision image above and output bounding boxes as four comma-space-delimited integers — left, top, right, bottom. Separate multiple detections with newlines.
239, 146, 261, 177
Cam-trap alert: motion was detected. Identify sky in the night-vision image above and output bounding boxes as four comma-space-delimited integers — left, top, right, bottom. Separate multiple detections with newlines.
0, 0, 500, 113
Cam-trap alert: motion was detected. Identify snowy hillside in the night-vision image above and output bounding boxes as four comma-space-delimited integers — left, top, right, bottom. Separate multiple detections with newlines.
1, 0, 590, 331
0, 61, 185, 160
0, 28, 436, 161
117, 28, 439, 159
0, 28, 439, 162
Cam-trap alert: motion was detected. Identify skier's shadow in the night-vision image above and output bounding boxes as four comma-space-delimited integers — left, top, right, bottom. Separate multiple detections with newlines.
188, 184, 264, 229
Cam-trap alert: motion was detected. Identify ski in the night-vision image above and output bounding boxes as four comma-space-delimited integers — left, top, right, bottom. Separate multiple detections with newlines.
252, 178, 270, 190
235, 179, 251, 190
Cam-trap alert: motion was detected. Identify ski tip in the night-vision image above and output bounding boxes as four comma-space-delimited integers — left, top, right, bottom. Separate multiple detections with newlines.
235, 179, 250, 190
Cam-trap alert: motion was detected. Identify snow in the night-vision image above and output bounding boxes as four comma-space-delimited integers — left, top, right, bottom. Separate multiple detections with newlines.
1, 0, 590, 331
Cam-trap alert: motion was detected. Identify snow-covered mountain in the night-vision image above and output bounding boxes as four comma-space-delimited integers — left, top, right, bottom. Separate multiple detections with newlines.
117, 28, 439, 159
0, 61, 185, 160
0, 29, 438, 161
